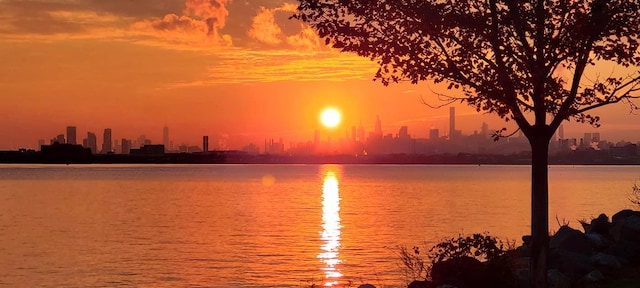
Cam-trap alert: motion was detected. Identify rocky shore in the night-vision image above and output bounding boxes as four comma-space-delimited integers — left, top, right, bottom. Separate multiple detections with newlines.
356, 209, 640, 288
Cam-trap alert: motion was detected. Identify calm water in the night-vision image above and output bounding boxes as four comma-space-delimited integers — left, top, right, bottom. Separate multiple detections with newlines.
1, 164, 639, 287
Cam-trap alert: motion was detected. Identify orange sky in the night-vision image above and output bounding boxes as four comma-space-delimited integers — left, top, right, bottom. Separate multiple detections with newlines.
0, 0, 638, 150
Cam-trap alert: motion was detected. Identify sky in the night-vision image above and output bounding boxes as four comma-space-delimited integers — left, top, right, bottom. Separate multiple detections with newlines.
0, 0, 638, 150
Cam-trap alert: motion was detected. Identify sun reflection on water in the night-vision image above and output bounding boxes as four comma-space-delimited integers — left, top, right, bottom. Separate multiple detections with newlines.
319, 169, 342, 286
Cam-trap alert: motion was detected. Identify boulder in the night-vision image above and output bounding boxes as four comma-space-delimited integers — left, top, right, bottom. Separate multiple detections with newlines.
584, 233, 609, 251
604, 239, 640, 264
550, 226, 593, 254
582, 270, 605, 283
550, 249, 595, 275
585, 214, 610, 235
611, 209, 640, 225
516, 245, 530, 257
591, 252, 623, 270
547, 269, 571, 288
407, 280, 434, 288
618, 215, 640, 242
430, 256, 484, 288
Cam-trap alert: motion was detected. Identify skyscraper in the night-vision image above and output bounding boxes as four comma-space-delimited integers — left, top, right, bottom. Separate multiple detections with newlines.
66, 126, 77, 145
375, 115, 382, 136
203, 136, 209, 152
357, 121, 365, 142
351, 126, 356, 142
101, 128, 112, 154
429, 128, 440, 140
449, 107, 456, 140
121, 138, 131, 154
84, 132, 97, 154
163, 126, 169, 149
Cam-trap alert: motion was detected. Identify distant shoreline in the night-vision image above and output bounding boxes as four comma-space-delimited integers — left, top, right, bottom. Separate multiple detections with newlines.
1, 149, 639, 165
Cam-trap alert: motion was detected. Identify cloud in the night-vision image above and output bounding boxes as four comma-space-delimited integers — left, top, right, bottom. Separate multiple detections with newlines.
129, 0, 233, 48
248, 3, 321, 50
165, 50, 378, 87
248, 6, 284, 45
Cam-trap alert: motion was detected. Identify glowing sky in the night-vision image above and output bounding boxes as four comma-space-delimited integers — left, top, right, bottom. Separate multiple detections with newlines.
0, 0, 638, 150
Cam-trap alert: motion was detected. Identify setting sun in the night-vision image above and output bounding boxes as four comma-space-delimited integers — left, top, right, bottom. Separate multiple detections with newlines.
320, 108, 341, 128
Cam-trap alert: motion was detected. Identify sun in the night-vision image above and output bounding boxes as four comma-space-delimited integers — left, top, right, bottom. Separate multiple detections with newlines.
320, 108, 341, 128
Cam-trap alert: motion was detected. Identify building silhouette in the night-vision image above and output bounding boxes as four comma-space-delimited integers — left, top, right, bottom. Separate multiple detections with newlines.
101, 128, 112, 154
449, 107, 455, 140
51, 134, 65, 144
83, 132, 97, 154
163, 126, 169, 149
429, 128, 440, 140
121, 138, 131, 154
66, 126, 77, 145
357, 121, 365, 142
374, 115, 382, 136
203, 136, 209, 152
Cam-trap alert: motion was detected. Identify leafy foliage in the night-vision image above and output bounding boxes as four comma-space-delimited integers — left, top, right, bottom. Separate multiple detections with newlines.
294, 0, 640, 137
397, 233, 512, 282
630, 181, 640, 207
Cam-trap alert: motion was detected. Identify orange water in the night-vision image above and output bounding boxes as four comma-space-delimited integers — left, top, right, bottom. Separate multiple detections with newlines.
0, 164, 638, 287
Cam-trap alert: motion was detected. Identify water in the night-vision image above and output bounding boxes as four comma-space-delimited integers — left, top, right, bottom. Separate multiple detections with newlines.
0, 164, 639, 287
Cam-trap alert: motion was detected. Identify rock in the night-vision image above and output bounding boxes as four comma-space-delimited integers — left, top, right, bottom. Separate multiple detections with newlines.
619, 215, 640, 242
430, 256, 484, 288
604, 239, 640, 264
514, 268, 530, 288
547, 269, 571, 288
585, 214, 610, 235
357, 285, 376, 288
550, 226, 593, 254
550, 249, 595, 275
584, 233, 609, 250
612, 209, 640, 225
407, 280, 434, 288
516, 245, 530, 257
582, 270, 605, 282
591, 252, 623, 269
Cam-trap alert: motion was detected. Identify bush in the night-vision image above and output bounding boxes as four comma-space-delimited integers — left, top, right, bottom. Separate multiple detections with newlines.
398, 233, 514, 284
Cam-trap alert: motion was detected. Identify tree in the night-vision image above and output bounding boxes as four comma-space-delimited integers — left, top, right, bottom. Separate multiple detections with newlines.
294, 1, 640, 287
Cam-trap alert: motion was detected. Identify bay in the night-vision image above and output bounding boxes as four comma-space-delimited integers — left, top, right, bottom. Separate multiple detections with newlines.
0, 164, 638, 287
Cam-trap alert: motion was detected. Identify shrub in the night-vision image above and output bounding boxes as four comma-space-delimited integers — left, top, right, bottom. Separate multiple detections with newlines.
398, 233, 513, 283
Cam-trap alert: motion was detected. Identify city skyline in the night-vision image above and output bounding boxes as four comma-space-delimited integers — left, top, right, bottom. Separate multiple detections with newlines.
0, 0, 639, 150
30, 108, 636, 155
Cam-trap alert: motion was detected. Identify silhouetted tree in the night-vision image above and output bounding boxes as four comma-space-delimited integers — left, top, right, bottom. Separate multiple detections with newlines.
294, 1, 640, 287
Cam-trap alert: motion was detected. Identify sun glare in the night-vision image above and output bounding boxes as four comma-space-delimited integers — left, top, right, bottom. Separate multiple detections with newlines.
320, 108, 341, 128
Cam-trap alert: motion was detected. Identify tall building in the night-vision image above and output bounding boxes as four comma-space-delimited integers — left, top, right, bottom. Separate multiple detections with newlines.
203, 136, 209, 152
52, 134, 65, 144
357, 121, 365, 142
84, 132, 97, 154
398, 126, 409, 139
314, 130, 319, 146
583, 133, 593, 146
101, 128, 112, 154
480, 122, 489, 139
429, 128, 440, 140
351, 126, 356, 142
66, 126, 77, 145
121, 138, 131, 154
558, 124, 564, 140
375, 115, 382, 136
449, 107, 456, 140
163, 126, 169, 149
592, 132, 601, 142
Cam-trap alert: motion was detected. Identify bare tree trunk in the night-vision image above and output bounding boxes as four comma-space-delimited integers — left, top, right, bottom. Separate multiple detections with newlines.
530, 136, 550, 288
